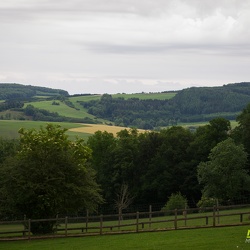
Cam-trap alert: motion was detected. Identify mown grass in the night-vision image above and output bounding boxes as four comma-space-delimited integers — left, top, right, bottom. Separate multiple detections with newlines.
0, 225, 249, 250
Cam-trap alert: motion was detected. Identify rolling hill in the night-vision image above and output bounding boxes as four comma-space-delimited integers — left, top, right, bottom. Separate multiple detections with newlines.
0, 82, 250, 132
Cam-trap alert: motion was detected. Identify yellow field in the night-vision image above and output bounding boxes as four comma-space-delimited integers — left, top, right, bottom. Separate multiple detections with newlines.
69, 124, 145, 135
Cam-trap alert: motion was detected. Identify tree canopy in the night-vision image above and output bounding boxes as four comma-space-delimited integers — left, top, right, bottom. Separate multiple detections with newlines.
197, 138, 250, 202
0, 124, 103, 234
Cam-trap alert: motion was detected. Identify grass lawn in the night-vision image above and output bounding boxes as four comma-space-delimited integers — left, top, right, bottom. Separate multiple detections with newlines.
0, 225, 249, 250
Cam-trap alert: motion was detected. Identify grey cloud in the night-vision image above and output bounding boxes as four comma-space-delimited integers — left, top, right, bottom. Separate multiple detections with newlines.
1, 0, 248, 20
84, 41, 250, 56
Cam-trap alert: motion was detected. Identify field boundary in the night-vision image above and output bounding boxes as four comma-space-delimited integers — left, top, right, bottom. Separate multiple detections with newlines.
0, 204, 250, 241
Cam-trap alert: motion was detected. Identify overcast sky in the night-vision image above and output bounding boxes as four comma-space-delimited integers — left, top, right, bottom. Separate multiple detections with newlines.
1, 0, 250, 94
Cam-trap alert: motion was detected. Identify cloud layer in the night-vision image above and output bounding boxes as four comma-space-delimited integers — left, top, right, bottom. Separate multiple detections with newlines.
1, 0, 250, 94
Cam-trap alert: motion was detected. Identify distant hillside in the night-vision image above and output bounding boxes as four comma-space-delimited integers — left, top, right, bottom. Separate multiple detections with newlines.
76, 82, 250, 128
173, 82, 250, 115
0, 82, 250, 129
0, 83, 69, 100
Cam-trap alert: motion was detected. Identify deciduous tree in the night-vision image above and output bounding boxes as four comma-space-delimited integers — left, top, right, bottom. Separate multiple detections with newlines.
197, 138, 250, 202
0, 124, 103, 234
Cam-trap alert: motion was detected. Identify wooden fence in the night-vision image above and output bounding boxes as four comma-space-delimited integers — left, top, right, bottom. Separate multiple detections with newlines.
0, 204, 250, 240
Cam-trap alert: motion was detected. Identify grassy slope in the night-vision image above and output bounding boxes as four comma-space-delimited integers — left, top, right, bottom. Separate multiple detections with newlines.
23, 101, 94, 119
0, 225, 248, 250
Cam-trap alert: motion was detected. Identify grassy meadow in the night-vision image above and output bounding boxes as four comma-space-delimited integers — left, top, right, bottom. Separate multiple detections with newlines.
0, 225, 249, 250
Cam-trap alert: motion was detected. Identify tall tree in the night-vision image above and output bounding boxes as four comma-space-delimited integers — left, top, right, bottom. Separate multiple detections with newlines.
87, 130, 117, 203
197, 138, 250, 202
190, 117, 231, 162
233, 103, 250, 167
0, 124, 103, 234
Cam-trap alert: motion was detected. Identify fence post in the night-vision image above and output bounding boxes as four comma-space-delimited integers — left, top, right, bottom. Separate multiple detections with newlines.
23, 215, 27, 237
55, 214, 58, 233
118, 210, 122, 230
183, 208, 187, 226
216, 200, 220, 224
100, 214, 103, 235
149, 205, 152, 229
240, 213, 243, 223
213, 206, 216, 227
28, 219, 31, 240
65, 217, 68, 237
174, 209, 178, 230
136, 212, 139, 233
86, 209, 89, 233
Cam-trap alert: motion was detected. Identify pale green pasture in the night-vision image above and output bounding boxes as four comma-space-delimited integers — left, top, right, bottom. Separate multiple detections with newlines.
23, 101, 94, 119
113, 92, 177, 100
69, 92, 176, 102
69, 95, 102, 103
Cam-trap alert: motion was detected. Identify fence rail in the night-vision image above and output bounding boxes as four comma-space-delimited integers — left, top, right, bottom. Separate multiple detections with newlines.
0, 204, 250, 240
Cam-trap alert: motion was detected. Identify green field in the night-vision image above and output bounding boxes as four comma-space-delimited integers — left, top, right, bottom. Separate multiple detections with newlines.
69, 92, 176, 102
23, 100, 94, 119
0, 120, 91, 140
0, 225, 249, 250
112, 92, 177, 100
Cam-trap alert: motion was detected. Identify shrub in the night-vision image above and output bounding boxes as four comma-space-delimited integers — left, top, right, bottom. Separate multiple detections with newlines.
197, 196, 217, 212
161, 192, 188, 214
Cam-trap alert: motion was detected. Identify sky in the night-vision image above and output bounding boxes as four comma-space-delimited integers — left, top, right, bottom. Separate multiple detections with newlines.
0, 0, 250, 95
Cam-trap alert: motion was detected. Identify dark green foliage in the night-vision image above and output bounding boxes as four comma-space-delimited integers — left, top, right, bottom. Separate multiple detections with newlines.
197, 138, 250, 202
88, 126, 202, 206
78, 83, 250, 129
233, 103, 250, 167
0, 137, 19, 164
0, 124, 103, 234
0, 99, 24, 112
173, 82, 250, 115
87, 117, 240, 208
0, 83, 68, 99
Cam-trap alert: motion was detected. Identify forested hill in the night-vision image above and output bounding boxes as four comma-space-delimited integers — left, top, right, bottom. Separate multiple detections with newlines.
0, 83, 69, 99
1, 82, 250, 129
79, 82, 250, 128
173, 82, 250, 115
